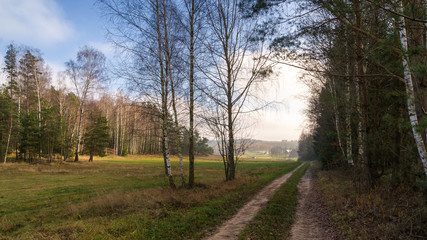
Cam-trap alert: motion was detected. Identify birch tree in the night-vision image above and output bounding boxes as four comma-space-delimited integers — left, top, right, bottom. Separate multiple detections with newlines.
398, 0, 427, 175
65, 46, 106, 162
202, 0, 272, 180
98, 0, 177, 187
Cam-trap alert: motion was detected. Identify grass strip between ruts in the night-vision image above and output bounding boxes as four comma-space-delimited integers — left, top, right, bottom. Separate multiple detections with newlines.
238, 162, 309, 240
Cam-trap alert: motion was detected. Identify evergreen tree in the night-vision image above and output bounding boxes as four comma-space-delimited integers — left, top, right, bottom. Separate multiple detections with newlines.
3, 44, 19, 163
0, 90, 13, 161
83, 114, 110, 162
20, 111, 41, 162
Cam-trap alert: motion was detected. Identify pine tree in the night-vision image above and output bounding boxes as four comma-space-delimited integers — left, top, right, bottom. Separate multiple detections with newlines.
83, 114, 110, 162
3, 44, 18, 163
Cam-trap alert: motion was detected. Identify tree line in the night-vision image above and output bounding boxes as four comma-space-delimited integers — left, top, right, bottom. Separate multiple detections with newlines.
245, 0, 426, 188
0, 44, 213, 165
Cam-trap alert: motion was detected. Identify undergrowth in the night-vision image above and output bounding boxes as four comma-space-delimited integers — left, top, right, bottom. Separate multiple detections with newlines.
318, 169, 427, 239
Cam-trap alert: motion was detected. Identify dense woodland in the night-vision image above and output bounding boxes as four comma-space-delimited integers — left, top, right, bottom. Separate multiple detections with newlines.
240, 0, 427, 188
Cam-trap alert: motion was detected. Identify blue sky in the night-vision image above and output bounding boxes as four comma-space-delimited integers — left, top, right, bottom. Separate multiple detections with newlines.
0, 0, 111, 72
0, 0, 307, 141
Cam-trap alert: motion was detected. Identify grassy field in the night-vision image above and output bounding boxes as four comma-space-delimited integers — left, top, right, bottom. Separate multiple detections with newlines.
0, 155, 301, 239
241, 151, 296, 161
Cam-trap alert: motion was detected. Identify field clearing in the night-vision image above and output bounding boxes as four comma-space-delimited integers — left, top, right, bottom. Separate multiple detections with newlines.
241, 151, 296, 161
0, 155, 301, 239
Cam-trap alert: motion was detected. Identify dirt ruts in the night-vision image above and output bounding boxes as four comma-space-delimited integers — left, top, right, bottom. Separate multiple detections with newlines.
289, 164, 337, 240
205, 164, 303, 240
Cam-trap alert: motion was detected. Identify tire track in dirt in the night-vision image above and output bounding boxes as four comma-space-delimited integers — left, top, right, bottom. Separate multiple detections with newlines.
205, 164, 304, 240
289, 163, 337, 240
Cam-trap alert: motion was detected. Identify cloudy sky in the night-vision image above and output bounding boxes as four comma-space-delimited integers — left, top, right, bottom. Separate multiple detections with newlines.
0, 0, 308, 141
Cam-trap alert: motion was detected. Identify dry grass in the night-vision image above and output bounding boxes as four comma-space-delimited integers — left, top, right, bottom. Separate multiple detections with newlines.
318, 169, 427, 239
0, 156, 299, 239
66, 176, 256, 219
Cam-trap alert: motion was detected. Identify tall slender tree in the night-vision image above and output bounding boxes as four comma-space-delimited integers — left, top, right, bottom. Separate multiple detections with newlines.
3, 44, 18, 163
65, 46, 106, 162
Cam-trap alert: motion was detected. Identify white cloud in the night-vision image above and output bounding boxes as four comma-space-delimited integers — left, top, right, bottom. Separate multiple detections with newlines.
249, 64, 309, 141
87, 41, 116, 59
0, 0, 74, 46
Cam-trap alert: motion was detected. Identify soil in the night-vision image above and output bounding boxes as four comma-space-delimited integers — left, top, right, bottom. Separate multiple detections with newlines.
205, 164, 303, 240
289, 164, 338, 240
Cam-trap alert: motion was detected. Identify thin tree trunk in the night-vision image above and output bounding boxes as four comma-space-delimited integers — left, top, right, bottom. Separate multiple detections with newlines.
156, 0, 175, 188
162, 0, 185, 186
227, 84, 235, 181
355, 0, 370, 187
74, 106, 84, 162
16, 91, 20, 161
116, 105, 119, 155
398, 1, 427, 175
345, 37, 353, 165
188, 0, 196, 188
34, 68, 42, 160
329, 78, 345, 158
4, 121, 12, 164
65, 102, 81, 161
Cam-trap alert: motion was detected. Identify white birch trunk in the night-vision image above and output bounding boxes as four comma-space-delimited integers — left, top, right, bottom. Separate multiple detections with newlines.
4, 122, 12, 163
329, 79, 345, 158
156, 0, 174, 187
34, 71, 41, 128
162, 0, 185, 185
74, 105, 84, 161
398, 2, 427, 175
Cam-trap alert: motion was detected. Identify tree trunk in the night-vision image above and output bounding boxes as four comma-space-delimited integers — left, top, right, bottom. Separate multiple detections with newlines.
162, 0, 185, 186
16, 91, 20, 161
74, 106, 84, 162
355, 0, 370, 186
329, 78, 345, 158
345, 38, 353, 165
188, 0, 196, 188
398, 1, 427, 175
227, 87, 235, 181
156, 0, 175, 188
34, 67, 42, 161
4, 121, 12, 164
66, 102, 81, 161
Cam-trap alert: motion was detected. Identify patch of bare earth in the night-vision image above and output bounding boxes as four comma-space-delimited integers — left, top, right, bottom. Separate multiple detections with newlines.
205, 164, 303, 240
289, 164, 337, 240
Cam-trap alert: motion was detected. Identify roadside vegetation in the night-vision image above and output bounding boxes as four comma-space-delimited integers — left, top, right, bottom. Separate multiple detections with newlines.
0, 156, 300, 239
317, 169, 427, 239
238, 163, 309, 240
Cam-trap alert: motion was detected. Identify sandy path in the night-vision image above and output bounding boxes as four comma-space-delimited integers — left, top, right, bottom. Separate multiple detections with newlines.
289, 164, 337, 240
205, 164, 303, 240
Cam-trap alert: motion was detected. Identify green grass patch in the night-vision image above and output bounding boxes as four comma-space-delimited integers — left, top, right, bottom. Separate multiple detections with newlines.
238, 162, 309, 240
0, 156, 301, 239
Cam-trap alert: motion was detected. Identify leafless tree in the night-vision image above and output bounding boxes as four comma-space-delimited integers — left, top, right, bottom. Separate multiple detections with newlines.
200, 0, 273, 180
65, 46, 106, 162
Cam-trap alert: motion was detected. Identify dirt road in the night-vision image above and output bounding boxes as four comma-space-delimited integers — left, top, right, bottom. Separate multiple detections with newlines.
289, 164, 337, 240
205, 164, 303, 240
